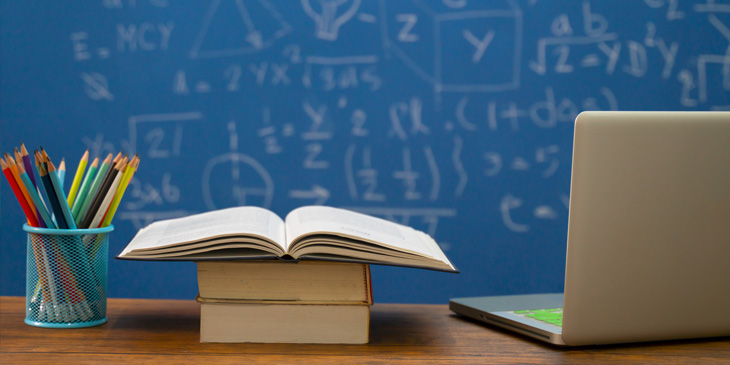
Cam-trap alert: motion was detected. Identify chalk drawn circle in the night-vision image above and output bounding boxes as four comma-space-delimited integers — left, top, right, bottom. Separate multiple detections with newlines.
202, 153, 274, 210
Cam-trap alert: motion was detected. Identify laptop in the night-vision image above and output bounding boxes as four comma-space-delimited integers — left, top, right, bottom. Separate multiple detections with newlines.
450, 111, 730, 346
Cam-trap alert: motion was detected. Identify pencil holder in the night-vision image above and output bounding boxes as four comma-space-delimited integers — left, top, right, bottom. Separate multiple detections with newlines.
23, 224, 114, 328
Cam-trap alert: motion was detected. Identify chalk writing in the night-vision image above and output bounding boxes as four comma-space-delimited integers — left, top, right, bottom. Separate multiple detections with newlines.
61, 0, 730, 241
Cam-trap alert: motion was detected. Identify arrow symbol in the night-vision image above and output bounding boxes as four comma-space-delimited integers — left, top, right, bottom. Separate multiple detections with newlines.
289, 185, 329, 205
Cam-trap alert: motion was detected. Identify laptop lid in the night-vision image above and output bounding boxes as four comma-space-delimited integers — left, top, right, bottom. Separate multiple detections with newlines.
562, 111, 730, 345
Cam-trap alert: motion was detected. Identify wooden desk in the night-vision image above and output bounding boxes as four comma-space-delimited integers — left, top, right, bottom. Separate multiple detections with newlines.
1, 296, 728, 363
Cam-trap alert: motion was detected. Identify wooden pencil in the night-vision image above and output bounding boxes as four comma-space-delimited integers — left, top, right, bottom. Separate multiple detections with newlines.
46, 158, 77, 229
6, 153, 38, 219
81, 156, 125, 228
34, 150, 55, 225
79, 155, 120, 227
58, 158, 66, 190
71, 156, 98, 216
90, 159, 128, 228
20, 144, 37, 189
13, 148, 37, 217
75, 153, 112, 225
1, 158, 39, 226
6, 153, 55, 305
17, 161, 55, 229
67, 150, 88, 207
101, 155, 138, 227
39, 162, 68, 229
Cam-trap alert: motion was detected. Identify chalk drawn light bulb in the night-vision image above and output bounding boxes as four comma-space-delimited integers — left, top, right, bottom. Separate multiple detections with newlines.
301, 0, 361, 41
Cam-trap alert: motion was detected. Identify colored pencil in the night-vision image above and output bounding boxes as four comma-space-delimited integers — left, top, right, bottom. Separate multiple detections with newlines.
75, 153, 112, 225
79, 155, 118, 227
4, 145, 137, 230
1, 158, 39, 226
71, 156, 98, 217
46, 158, 77, 229
101, 156, 138, 227
67, 150, 88, 207
6, 153, 38, 220
39, 163, 68, 229
31, 231, 58, 319
14, 149, 39, 218
112, 151, 122, 165
7, 150, 55, 315
90, 159, 127, 228
0, 145, 138, 323
58, 158, 66, 190
18, 161, 55, 229
44, 151, 94, 317
34, 151, 55, 225
81, 156, 125, 228
20, 144, 37, 189
38, 149, 62, 227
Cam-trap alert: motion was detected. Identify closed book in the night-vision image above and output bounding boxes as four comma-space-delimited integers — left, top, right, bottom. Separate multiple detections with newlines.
198, 300, 370, 344
197, 260, 373, 305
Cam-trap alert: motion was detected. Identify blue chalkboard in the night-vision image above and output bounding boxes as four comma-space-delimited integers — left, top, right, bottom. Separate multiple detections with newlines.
1, 0, 728, 303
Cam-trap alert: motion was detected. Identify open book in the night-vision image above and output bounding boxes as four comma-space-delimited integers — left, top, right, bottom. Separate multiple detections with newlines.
118, 206, 457, 272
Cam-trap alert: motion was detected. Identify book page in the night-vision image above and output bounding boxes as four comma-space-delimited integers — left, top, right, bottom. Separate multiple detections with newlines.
119, 206, 286, 257
284, 206, 450, 264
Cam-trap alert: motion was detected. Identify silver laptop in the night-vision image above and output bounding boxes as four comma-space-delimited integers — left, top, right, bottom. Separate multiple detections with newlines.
450, 111, 730, 346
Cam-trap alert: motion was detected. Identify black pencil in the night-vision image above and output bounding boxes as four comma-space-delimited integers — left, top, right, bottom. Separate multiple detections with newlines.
39, 162, 68, 229
78, 154, 119, 228
80, 156, 125, 228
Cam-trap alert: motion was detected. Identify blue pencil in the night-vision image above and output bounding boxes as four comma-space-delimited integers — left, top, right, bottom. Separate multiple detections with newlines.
39, 163, 68, 229
58, 158, 66, 191
47, 159, 76, 229
20, 168, 56, 229
34, 150, 57, 227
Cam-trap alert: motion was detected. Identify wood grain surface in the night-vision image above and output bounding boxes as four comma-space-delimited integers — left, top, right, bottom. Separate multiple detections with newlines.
1, 296, 728, 364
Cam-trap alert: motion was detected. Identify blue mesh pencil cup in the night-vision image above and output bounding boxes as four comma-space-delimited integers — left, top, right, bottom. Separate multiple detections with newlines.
23, 224, 113, 328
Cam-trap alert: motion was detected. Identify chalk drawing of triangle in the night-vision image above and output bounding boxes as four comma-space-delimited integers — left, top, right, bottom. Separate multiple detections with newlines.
189, 0, 292, 59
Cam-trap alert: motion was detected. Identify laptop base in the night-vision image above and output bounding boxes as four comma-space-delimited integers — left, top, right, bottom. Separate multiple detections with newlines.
450, 293, 566, 346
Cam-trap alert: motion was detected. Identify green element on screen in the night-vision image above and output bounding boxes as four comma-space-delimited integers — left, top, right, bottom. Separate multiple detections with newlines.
513, 308, 563, 327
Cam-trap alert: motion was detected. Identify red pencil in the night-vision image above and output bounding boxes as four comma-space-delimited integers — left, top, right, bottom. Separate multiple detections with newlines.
1, 158, 39, 226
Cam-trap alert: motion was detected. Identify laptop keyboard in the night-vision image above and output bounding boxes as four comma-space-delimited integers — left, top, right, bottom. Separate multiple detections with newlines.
512, 308, 563, 327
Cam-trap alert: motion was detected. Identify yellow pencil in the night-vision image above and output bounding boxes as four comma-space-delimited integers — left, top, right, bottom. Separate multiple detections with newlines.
67, 150, 89, 206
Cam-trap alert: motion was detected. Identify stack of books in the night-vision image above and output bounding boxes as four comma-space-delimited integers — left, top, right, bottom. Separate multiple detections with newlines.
119, 205, 458, 343
196, 260, 373, 344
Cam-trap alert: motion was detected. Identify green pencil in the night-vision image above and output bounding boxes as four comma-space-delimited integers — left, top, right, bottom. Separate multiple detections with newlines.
71, 156, 98, 219
75, 153, 112, 225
